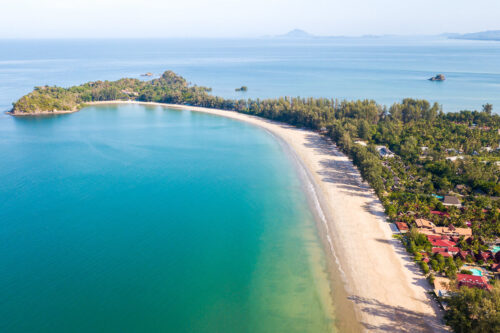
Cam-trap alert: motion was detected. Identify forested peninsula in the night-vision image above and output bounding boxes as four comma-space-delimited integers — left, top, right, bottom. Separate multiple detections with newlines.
12, 71, 500, 331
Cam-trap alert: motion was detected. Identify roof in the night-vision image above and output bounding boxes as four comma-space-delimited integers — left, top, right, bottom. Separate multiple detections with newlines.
457, 274, 489, 285
426, 235, 443, 241
417, 228, 436, 235
415, 218, 434, 229
477, 251, 493, 260
354, 140, 367, 146
443, 195, 461, 206
430, 211, 451, 217
429, 239, 456, 247
433, 227, 449, 235
376, 146, 395, 158
395, 222, 409, 231
431, 248, 452, 257
455, 228, 472, 237
433, 226, 472, 237
458, 250, 471, 259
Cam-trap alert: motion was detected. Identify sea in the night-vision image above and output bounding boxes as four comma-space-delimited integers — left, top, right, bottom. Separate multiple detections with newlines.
1, 36, 500, 113
0, 37, 499, 332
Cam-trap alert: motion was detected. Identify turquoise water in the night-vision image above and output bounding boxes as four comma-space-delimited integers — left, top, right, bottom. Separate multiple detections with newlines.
492, 246, 500, 253
0, 104, 337, 332
1, 37, 499, 332
1, 37, 500, 112
470, 268, 483, 276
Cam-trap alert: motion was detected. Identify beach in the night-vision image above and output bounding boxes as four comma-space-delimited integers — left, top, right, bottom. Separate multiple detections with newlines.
87, 101, 447, 332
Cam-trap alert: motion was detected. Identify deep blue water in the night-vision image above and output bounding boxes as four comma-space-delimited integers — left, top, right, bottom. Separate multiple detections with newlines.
0, 37, 499, 112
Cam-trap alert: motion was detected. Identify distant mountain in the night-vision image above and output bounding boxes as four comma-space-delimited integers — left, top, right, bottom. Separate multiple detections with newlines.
449, 30, 500, 41
277, 29, 315, 38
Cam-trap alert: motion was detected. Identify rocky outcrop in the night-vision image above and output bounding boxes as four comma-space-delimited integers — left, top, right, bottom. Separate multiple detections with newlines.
429, 74, 445, 81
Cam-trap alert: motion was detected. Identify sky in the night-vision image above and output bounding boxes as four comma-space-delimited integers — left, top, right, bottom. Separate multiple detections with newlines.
1, 0, 500, 38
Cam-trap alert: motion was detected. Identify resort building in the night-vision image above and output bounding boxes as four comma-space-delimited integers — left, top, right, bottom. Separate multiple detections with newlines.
395, 222, 409, 233
354, 140, 367, 146
457, 274, 492, 291
376, 146, 395, 158
415, 218, 435, 229
457, 250, 472, 261
429, 238, 456, 248
431, 248, 452, 257
433, 225, 472, 238
445, 156, 464, 162
443, 195, 461, 207
476, 250, 494, 262
430, 211, 450, 217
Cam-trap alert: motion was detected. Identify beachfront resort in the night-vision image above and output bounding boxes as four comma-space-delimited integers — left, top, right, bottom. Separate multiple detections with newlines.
390, 169, 500, 306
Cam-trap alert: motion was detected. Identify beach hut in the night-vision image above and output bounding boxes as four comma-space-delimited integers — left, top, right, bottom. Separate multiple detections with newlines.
443, 195, 461, 207
395, 222, 409, 233
415, 218, 434, 229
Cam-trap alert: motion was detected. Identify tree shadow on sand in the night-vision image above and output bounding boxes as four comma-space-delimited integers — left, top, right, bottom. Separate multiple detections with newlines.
348, 295, 447, 332
303, 133, 388, 218
301, 132, 448, 331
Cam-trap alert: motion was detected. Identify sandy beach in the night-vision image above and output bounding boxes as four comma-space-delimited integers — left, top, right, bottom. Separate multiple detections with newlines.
87, 101, 447, 331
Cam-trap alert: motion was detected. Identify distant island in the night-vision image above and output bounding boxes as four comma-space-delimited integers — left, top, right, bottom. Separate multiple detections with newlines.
447, 30, 500, 41
270, 29, 500, 41
277, 29, 314, 39
429, 74, 446, 81
235, 86, 248, 92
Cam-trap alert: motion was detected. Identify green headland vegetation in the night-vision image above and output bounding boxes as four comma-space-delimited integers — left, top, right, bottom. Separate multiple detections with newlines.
12, 71, 500, 331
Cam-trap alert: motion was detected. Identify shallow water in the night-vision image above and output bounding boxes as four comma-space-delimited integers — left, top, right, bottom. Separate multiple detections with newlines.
0, 104, 337, 332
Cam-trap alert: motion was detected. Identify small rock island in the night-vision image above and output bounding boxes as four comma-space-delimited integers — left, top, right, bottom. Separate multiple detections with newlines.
235, 86, 248, 92
429, 74, 445, 81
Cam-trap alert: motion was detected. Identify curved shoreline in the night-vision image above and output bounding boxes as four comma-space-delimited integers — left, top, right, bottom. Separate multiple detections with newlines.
16, 101, 448, 331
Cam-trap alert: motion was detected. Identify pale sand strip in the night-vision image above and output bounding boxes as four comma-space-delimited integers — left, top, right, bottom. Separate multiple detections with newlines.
91, 101, 447, 331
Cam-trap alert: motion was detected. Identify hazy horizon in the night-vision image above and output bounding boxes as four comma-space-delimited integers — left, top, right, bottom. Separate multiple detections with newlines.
2, 0, 500, 39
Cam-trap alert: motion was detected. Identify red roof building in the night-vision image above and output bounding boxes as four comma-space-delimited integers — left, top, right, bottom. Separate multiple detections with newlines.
476, 251, 493, 262
429, 238, 456, 248
457, 274, 492, 291
457, 250, 472, 261
432, 248, 452, 257
430, 211, 451, 218
395, 222, 409, 233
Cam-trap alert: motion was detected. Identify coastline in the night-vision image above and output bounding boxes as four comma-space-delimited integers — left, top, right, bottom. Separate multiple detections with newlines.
16, 101, 447, 331
8, 109, 79, 116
